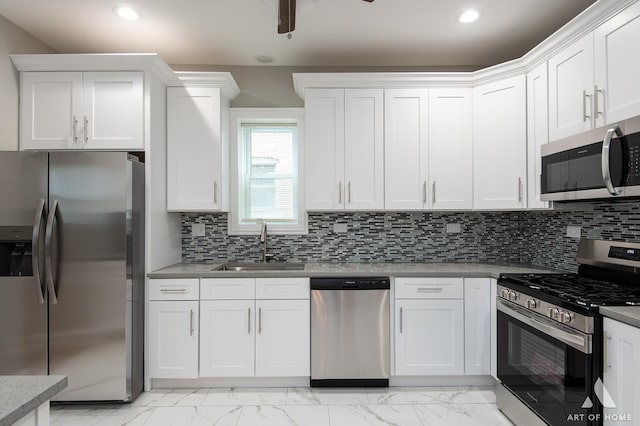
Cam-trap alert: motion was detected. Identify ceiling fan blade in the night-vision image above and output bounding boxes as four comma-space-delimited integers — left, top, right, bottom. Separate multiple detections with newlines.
278, 0, 296, 34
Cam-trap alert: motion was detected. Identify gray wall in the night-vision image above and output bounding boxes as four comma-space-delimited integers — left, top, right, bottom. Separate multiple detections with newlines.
0, 15, 55, 151
181, 201, 640, 272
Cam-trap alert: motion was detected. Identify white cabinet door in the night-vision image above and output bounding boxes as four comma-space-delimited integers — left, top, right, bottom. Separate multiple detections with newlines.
395, 299, 464, 375
200, 300, 255, 377
167, 87, 226, 211
527, 63, 550, 209
255, 299, 310, 377
429, 88, 473, 210
384, 89, 429, 210
344, 89, 384, 210
148, 301, 198, 379
473, 75, 527, 209
548, 33, 595, 141
82, 72, 144, 150
464, 278, 491, 375
305, 89, 345, 210
595, 1, 640, 127
20, 72, 83, 150
603, 318, 640, 426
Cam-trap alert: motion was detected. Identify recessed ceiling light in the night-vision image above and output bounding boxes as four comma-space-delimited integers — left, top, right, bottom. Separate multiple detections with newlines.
256, 55, 276, 64
458, 9, 480, 24
113, 6, 142, 21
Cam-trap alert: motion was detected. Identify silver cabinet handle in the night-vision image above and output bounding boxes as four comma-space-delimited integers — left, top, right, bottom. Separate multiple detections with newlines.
432, 181, 436, 205
594, 85, 604, 118
417, 287, 443, 293
422, 182, 427, 204
160, 288, 187, 293
348, 181, 351, 204
31, 199, 46, 304
258, 308, 262, 334
189, 309, 194, 336
45, 199, 60, 305
338, 181, 342, 204
399, 307, 403, 333
213, 180, 217, 204
582, 90, 591, 122
604, 331, 611, 372
518, 177, 523, 202
248, 308, 251, 334
602, 126, 622, 196
83, 116, 88, 144
72, 116, 78, 142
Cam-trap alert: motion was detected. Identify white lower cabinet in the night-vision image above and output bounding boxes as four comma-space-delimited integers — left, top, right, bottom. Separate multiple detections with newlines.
199, 300, 255, 377
603, 318, 640, 426
148, 279, 200, 379
255, 299, 310, 377
199, 278, 310, 378
464, 278, 491, 375
148, 300, 199, 379
395, 278, 464, 376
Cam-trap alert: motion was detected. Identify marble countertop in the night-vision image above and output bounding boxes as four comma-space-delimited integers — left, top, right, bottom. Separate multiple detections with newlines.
600, 306, 640, 329
148, 261, 557, 279
0, 375, 67, 426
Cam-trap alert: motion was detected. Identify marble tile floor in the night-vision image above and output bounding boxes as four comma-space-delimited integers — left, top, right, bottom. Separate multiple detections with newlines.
50, 386, 513, 426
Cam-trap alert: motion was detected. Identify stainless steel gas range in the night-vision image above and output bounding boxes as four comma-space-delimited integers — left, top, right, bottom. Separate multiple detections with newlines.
496, 239, 640, 426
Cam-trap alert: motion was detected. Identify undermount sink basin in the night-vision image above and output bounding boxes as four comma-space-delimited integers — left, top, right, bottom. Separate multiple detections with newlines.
213, 262, 306, 272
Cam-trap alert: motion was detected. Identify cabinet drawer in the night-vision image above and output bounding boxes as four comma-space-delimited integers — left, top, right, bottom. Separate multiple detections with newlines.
394, 277, 463, 299
200, 278, 255, 300
149, 279, 199, 300
256, 278, 310, 300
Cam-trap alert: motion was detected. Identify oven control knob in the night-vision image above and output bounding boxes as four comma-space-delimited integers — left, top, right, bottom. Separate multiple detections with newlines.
508, 291, 519, 302
560, 312, 572, 324
500, 289, 508, 299
548, 307, 559, 319
526, 299, 538, 309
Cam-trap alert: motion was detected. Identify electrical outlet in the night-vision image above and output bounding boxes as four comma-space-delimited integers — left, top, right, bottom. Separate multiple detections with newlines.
566, 226, 581, 239
446, 223, 462, 233
191, 223, 206, 237
333, 223, 348, 233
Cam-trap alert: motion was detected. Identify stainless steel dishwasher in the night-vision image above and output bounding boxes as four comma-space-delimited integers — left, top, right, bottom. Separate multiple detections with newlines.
310, 277, 390, 387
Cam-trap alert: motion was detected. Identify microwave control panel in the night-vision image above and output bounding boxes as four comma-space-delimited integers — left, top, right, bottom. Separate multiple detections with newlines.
627, 134, 640, 184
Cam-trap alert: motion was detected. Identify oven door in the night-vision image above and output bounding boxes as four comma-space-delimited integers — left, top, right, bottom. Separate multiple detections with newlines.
497, 299, 599, 425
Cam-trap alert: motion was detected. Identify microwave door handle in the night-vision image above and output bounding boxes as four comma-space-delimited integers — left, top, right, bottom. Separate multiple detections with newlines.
602, 126, 622, 196
31, 199, 46, 304
45, 199, 60, 305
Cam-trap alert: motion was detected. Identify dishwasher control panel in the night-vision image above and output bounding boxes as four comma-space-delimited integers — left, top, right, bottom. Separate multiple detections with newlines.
310, 277, 390, 290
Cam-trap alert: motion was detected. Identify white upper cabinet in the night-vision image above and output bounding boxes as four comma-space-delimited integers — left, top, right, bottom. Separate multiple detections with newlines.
167, 87, 228, 211
305, 88, 384, 210
473, 75, 527, 209
594, 1, 640, 127
428, 88, 473, 210
344, 89, 385, 210
305, 89, 345, 210
384, 89, 429, 210
20, 72, 144, 150
548, 33, 595, 141
527, 63, 550, 209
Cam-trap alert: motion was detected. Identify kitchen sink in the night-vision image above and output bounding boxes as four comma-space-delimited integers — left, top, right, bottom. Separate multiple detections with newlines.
213, 262, 306, 272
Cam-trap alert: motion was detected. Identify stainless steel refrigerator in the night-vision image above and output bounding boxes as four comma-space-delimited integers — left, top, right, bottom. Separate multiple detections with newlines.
0, 151, 145, 402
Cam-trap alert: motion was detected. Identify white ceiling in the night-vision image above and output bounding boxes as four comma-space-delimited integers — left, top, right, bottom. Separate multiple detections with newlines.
0, 0, 596, 68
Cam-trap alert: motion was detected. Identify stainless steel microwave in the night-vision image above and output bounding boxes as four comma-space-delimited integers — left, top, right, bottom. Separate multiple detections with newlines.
541, 115, 640, 201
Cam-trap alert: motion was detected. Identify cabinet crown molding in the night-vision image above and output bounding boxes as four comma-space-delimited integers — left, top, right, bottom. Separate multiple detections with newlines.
10, 53, 176, 84
171, 72, 241, 100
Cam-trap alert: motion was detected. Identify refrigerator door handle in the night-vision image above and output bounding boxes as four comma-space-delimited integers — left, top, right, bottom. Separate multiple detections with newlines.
31, 199, 46, 304
45, 199, 60, 305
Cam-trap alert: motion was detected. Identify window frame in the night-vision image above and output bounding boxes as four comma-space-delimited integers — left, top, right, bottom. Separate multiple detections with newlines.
228, 108, 307, 235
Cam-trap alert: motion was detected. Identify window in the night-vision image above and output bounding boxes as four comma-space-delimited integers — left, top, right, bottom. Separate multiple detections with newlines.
229, 108, 307, 234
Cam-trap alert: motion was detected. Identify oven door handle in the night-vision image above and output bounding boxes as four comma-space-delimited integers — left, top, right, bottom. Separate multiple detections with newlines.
497, 298, 592, 354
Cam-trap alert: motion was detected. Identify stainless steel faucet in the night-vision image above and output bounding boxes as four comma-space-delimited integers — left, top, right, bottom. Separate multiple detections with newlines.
259, 223, 272, 263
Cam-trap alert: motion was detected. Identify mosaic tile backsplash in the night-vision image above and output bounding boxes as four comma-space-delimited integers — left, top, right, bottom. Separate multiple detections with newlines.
182, 200, 640, 272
